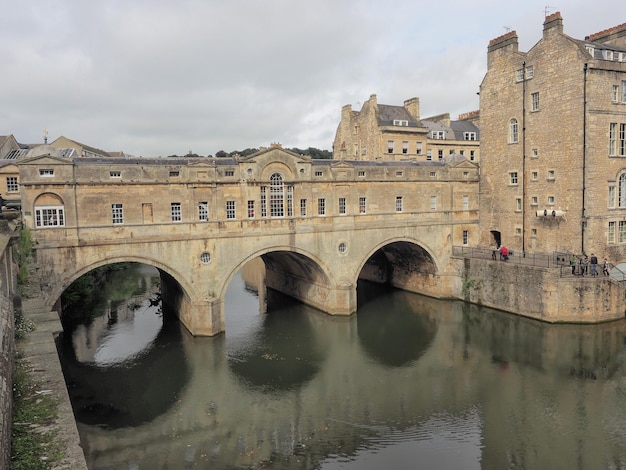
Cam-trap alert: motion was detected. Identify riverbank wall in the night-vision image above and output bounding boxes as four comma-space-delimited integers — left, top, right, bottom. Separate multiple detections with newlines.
460, 257, 626, 323
0, 231, 17, 470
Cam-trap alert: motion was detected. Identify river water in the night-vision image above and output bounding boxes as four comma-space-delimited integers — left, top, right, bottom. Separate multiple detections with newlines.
57, 263, 626, 470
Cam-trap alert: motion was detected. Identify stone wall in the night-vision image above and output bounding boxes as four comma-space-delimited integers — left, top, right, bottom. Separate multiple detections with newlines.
0, 234, 16, 470
462, 258, 626, 323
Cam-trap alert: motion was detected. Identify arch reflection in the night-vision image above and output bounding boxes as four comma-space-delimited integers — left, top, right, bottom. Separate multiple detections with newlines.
357, 282, 438, 367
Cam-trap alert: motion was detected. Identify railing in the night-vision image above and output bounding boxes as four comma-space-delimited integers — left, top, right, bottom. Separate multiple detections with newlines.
453, 246, 626, 285
452, 246, 564, 268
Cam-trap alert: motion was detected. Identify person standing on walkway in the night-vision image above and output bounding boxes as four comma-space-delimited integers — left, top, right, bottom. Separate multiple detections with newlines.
590, 253, 598, 276
570, 254, 577, 275
603, 258, 610, 276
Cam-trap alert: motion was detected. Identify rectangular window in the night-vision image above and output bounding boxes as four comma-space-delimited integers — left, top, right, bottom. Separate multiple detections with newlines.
300, 199, 307, 216
426, 150, 432, 161
525, 66, 534, 79
531, 228, 537, 237
34, 206, 65, 228
509, 172, 518, 185
609, 221, 616, 244
225, 170, 235, 177
416, 142, 423, 155
622, 81, 626, 102
460, 150, 465, 156
247, 200, 255, 218
438, 150, 443, 161
430, 171, 436, 177
548, 196, 555, 205
112, 203, 124, 224
613, 85, 620, 102
354, 144, 358, 156
393, 119, 408, 126
621, 123, 626, 156
339, 197, 346, 215
620, 221, 626, 243
287, 186, 293, 217
430, 196, 437, 211
464, 132, 477, 141
260, 187, 267, 217
6, 177, 18, 193
358, 171, 366, 177
532, 171, 538, 180
531, 92, 540, 111
359, 197, 366, 214
39, 169, 54, 177
109, 171, 121, 178
532, 148, 539, 158
396, 196, 403, 212
198, 202, 209, 221
548, 170, 555, 180
609, 186, 616, 208
169, 170, 180, 177
462, 230, 469, 245
395, 171, 403, 177
516, 69, 525, 82
610, 123, 617, 156
470, 150, 475, 161
463, 195, 469, 210
516, 198, 522, 211
171, 202, 182, 221
387, 141, 394, 154
531, 196, 538, 205
402, 141, 408, 154
315, 171, 323, 177
226, 200, 236, 219
318, 198, 325, 216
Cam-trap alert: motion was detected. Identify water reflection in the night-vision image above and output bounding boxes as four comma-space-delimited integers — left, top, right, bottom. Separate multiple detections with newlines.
57, 263, 626, 470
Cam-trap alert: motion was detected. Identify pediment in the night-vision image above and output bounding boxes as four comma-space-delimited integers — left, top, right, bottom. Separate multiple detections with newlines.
18, 154, 73, 166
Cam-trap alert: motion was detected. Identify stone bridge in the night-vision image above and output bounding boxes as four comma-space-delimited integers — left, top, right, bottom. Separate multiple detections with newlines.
18, 146, 480, 335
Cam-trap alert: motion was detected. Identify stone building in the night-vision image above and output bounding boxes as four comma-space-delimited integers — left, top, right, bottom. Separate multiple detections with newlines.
332, 94, 479, 164
479, 12, 626, 261
422, 113, 480, 164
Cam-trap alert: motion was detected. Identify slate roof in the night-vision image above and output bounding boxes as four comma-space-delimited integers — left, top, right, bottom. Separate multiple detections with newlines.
377, 104, 420, 127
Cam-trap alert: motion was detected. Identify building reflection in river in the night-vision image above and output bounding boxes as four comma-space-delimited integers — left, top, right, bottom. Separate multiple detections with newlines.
58, 261, 626, 470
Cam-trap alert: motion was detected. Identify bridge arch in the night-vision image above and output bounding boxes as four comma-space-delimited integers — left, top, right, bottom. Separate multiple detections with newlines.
218, 245, 337, 302
356, 237, 440, 297
47, 255, 198, 315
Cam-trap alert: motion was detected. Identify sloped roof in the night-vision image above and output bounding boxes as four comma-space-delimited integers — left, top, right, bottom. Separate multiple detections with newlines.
450, 120, 480, 140
377, 104, 420, 126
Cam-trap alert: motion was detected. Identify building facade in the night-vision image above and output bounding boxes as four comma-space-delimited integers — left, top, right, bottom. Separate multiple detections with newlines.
479, 12, 626, 260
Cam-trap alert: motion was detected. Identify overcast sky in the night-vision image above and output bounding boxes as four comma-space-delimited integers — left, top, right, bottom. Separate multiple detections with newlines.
2, 1, 625, 157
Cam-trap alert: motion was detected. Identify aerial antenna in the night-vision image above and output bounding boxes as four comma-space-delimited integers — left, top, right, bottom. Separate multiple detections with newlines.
43, 128, 48, 144
544, 5, 556, 17
504, 26, 512, 33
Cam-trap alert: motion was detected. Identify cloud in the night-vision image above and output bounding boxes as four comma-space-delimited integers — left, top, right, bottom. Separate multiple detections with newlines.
1, 0, 625, 155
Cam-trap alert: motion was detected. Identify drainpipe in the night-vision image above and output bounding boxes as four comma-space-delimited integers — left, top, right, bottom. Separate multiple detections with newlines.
582, 63, 588, 255
522, 61, 527, 257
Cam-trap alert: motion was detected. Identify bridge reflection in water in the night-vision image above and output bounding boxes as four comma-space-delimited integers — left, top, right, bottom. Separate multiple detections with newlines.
58, 263, 626, 469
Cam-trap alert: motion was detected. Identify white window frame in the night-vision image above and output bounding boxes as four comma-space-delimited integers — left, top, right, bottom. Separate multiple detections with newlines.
198, 201, 209, 221
35, 206, 65, 228
430, 196, 437, 211
609, 221, 616, 244
171, 202, 182, 221
609, 186, 616, 209
339, 197, 346, 215
464, 132, 477, 141
226, 200, 236, 219
269, 173, 285, 218
247, 200, 255, 218
531, 92, 540, 112
396, 196, 403, 213
462, 230, 469, 245
509, 119, 519, 144
463, 195, 469, 210
387, 140, 394, 154
39, 169, 54, 177
109, 170, 121, 178
112, 203, 124, 224
6, 177, 18, 193
300, 199, 307, 216
509, 172, 518, 185
359, 197, 366, 214
317, 198, 326, 216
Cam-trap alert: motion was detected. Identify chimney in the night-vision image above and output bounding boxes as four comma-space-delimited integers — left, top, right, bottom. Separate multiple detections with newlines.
543, 11, 563, 38
403, 97, 420, 121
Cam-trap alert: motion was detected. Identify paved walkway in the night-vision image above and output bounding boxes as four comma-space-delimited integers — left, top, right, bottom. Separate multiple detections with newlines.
18, 293, 88, 469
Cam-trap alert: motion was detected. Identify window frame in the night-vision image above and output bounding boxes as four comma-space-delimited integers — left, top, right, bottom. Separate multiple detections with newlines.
112, 203, 124, 225
171, 202, 182, 222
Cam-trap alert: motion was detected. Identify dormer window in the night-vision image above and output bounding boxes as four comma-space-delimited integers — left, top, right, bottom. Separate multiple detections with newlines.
393, 119, 408, 126
225, 170, 235, 177
39, 169, 54, 177
464, 132, 477, 141
110, 170, 121, 178
432, 131, 446, 140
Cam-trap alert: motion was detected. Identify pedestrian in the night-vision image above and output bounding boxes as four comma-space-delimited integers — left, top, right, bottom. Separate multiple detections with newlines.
501, 246, 509, 261
590, 253, 598, 276
570, 254, 577, 275
603, 258, 610, 276
578, 256, 585, 276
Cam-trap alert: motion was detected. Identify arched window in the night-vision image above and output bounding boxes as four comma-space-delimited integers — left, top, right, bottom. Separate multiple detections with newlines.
269, 173, 284, 217
34, 192, 65, 228
619, 173, 626, 207
509, 118, 519, 144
